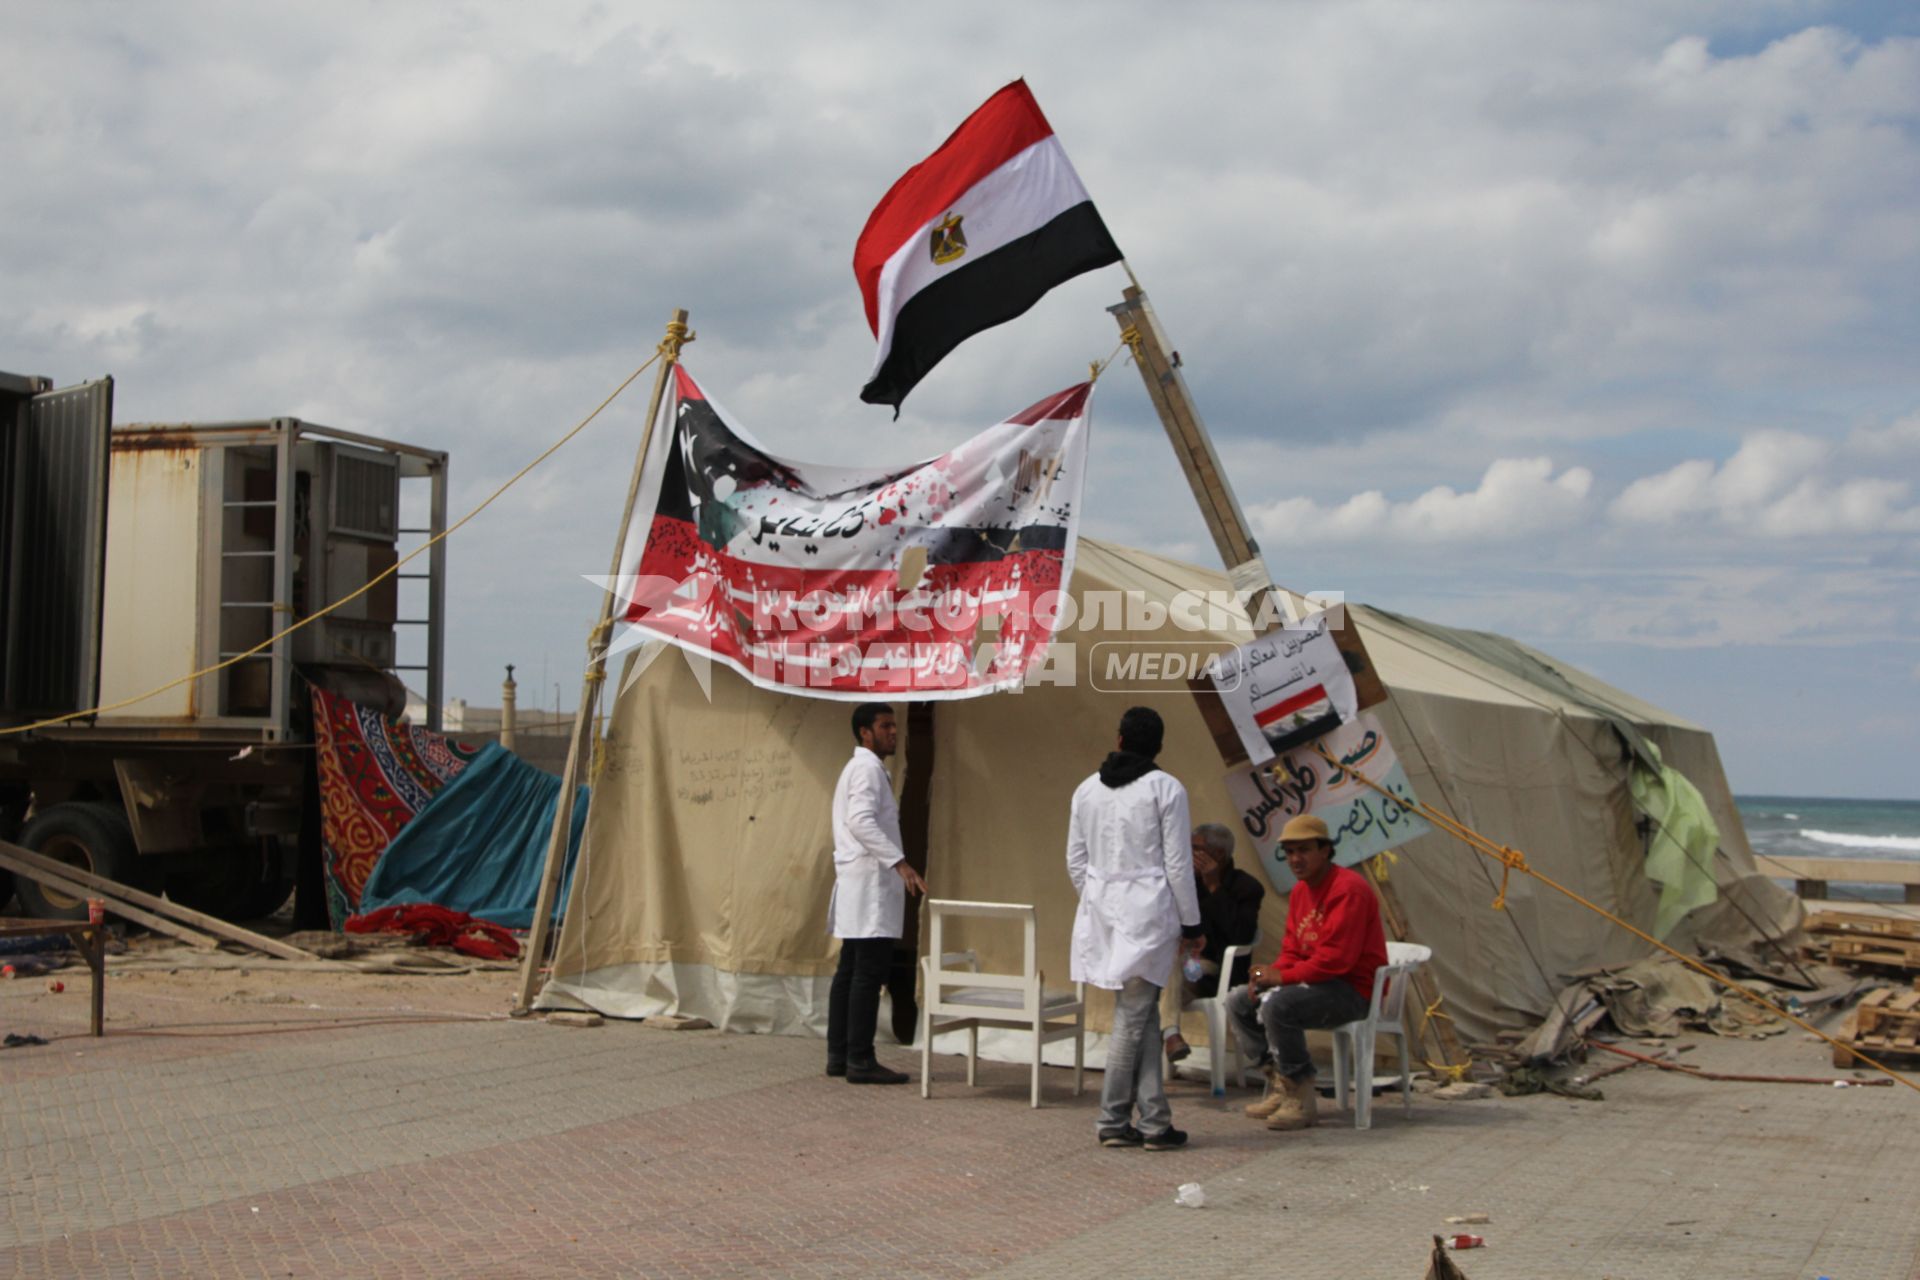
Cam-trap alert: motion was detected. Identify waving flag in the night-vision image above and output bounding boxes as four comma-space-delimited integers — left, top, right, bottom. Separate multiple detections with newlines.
617, 366, 1093, 699
855, 79, 1122, 411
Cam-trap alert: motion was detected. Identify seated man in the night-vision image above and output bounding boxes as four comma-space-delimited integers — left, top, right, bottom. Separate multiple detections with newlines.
1162, 823, 1265, 1063
1225, 813, 1386, 1131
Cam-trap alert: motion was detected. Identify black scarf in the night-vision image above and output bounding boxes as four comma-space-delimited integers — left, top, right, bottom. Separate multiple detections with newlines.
1098, 750, 1160, 789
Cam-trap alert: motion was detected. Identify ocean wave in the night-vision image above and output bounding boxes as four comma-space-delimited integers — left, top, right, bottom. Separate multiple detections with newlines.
1801, 829, 1920, 854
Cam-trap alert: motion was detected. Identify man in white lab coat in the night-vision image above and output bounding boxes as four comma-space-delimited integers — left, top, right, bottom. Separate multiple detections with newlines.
827, 702, 927, 1084
1067, 706, 1205, 1149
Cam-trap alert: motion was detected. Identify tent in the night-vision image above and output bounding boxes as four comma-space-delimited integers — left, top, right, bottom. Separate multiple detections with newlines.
537, 538, 1801, 1053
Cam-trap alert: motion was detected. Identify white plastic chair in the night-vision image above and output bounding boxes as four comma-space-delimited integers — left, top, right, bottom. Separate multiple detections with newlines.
1328, 940, 1432, 1130
918, 899, 1086, 1108
1192, 941, 1257, 1096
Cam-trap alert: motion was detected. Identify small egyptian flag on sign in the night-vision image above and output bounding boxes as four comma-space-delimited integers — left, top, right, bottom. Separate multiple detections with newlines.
854, 79, 1122, 412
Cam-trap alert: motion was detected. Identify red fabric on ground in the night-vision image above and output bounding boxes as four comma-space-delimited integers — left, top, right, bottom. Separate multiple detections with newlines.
344, 903, 520, 961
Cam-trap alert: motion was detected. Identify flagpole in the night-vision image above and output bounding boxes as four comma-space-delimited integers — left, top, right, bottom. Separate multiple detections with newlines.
1106, 278, 1468, 1072
1106, 279, 1269, 609
511, 308, 693, 1017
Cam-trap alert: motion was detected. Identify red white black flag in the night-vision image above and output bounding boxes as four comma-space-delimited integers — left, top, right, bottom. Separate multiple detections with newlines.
615, 365, 1093, 699
854, 80, 1122, 411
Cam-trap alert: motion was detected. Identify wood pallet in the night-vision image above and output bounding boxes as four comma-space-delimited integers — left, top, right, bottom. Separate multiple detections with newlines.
1806, 911, 1920, 974
1833, 982, 1920, 1067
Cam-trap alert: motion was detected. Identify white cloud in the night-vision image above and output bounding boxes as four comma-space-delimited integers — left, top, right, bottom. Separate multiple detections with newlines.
1610, 427, 1920, 535
1251, 457, 1593, 544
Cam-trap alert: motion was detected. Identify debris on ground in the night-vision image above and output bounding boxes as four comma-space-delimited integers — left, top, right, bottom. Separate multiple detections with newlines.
1433, 1081, 1494, 1100
1500, 1065, 1603, 1100
641, 1013, 712, 1031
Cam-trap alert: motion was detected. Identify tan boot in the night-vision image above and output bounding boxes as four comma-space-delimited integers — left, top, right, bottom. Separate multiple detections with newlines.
1265, 1074, 1318, 1131
1243, 1064, 1287, 1118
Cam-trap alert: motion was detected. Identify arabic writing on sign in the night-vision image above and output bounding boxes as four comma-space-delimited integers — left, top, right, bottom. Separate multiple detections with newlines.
1221, 711, 1433, 886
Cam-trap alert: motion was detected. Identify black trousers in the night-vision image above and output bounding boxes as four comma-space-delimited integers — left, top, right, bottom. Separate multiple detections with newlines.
827, 936, 894, 1065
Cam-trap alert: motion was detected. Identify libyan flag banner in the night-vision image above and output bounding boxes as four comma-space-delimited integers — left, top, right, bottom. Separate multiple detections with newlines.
854, 79, 1122, 411
615, 365, 1093, 699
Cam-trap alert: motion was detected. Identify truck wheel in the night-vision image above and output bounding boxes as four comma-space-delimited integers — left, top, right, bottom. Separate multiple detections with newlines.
0, 803, 20, 911
14, 802, 151, 920
167, 843, 293, 921
239, 874, 295, 920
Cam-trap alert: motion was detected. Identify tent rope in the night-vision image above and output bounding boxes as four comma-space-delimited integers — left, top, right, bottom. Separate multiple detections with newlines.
1088, 336, 1129, 384
0, 349, 664, 737
1310, 743, 1920, 1098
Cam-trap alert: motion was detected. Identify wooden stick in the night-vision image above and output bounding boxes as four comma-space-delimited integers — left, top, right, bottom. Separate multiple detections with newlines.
0, 839, 308, 960
1588, 1039, 1892, 1087
512, 310, 692, 1015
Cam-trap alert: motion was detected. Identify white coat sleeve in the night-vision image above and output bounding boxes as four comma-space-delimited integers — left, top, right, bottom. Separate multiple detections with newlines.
845, 761, 904, 867
1161, 782, 1202, 929
1066, 791, 1090, 894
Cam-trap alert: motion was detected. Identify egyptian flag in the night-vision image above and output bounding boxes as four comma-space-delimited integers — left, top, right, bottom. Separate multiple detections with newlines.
855, 79, 1122, 412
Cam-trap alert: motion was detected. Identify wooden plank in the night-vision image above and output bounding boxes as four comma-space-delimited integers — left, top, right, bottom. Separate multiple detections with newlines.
0, 848, 219, 949
0, 839, 312, 961
1765, 856, 1920, 886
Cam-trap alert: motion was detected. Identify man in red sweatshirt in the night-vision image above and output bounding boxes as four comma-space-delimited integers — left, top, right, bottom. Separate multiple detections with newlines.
1225, 813, 1387, 1131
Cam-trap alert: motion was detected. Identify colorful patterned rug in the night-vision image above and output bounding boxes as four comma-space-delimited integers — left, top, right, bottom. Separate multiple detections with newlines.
311, 687, 481, 928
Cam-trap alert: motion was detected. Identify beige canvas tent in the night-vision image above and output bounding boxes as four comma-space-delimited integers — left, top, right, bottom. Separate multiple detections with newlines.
538, 539, 1801, 1055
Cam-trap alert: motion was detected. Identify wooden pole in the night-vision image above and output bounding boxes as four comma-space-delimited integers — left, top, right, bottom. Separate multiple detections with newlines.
510, 310, 692, 1016
1107, 285, 1271, 607
1110, 281, 1469, 1071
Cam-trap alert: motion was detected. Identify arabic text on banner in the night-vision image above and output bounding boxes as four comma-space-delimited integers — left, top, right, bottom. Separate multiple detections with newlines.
1206, 610, 1359, 765
615, 365, 1092, 700
1224, 711, 1432, 890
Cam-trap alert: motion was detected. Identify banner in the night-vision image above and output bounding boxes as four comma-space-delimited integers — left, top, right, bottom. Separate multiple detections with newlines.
1205, 609, 1359, 765
1224, 711, 1431, 890
616, 365, 1092, 700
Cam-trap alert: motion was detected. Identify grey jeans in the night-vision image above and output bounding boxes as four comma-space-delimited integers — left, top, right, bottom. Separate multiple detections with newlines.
1226, 980, 1371, 1082
1100, 976, 1173, 1136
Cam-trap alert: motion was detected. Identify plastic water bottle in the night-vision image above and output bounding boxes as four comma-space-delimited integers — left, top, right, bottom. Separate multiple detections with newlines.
1182, 955, 1206, 984
1174, 1182, 1207, 1209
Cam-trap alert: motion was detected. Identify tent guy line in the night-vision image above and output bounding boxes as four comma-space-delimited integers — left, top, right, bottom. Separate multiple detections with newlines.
1311, 741, 1920, 1099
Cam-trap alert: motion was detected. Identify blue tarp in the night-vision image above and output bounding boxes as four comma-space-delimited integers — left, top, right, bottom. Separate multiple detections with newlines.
358, 743, 588, 929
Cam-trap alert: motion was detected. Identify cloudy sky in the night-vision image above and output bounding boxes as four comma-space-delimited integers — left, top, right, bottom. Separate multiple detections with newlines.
6, 2, 1917, 798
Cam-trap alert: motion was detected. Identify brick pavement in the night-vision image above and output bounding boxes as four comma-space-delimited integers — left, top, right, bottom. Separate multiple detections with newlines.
3, 978, 1919, 1279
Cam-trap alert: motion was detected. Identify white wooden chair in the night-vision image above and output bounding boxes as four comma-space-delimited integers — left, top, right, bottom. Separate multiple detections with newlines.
1328, 940, 1432, 1130
918, 899, 1085, 1108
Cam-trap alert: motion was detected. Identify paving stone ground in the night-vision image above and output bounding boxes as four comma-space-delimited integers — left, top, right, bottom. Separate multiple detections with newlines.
3, 967, 1918, 1279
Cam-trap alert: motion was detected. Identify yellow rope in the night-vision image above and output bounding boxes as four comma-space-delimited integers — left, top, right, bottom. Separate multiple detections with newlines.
2, 350, 662, 737
1087, 337, 1129, 384
1310, 742, 1920, 1098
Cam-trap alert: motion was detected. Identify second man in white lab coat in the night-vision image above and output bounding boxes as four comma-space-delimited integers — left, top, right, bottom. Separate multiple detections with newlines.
1067, 705, 1204, 1149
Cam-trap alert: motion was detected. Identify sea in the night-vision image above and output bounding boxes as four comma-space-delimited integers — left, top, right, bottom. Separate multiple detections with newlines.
1737, 794, 1920, 901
